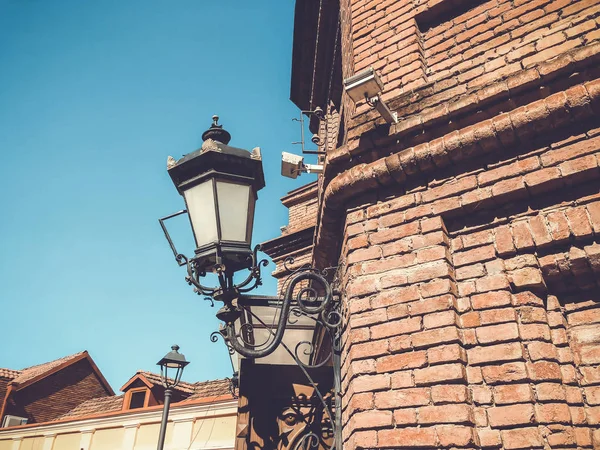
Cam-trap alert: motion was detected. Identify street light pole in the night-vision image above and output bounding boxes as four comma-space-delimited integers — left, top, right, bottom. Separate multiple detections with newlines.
156, 345, 190, 450
157, 388, 172, 450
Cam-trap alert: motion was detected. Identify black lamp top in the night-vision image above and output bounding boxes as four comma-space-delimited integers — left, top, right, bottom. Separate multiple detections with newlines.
201, 115, 231, 145
157, 344, 190, 368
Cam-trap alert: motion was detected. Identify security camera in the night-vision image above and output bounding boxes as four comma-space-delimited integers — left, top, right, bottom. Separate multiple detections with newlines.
281, 151, 324, 179
343, 67, 398, 124
311, 134, 321, 145
312, 106, 325, 120
281, 151, 304, 179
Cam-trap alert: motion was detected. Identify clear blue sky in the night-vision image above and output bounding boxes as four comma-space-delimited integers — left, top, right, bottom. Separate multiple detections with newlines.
0, 0, 313, 389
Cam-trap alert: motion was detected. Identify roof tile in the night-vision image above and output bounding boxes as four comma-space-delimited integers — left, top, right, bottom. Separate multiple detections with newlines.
56, 395, 124, 420
12, 351, 87, 386
0, 368, 21, 380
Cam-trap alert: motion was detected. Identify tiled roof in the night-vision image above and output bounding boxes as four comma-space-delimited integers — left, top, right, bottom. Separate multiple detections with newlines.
187, 378, 231, 401
12, 351, 87, 386
53, 378, 230, 422
135, 371, 197, 394
0, 368, 21, 380
135, 372, 230, 399
56, 395, 124, 420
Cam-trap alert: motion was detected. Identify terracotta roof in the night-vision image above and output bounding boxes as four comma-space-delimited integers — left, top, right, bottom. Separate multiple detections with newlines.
133, 371, 197, 394
187, 379, 231, 401
11, 351, 87, 387
0, 368, 21, 380
56, 395, 124, 420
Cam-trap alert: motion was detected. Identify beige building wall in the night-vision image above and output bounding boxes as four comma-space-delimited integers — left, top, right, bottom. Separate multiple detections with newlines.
0, 400, 236, 450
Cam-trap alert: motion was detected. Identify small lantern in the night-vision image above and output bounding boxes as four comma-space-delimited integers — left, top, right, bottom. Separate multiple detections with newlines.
168, 116, 265, 273
157, 344, 190, 388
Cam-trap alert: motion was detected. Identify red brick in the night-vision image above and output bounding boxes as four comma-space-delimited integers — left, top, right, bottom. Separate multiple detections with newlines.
535, 403, 571, 423
475, 274, 510, 292
454, 244, 496, 266
471, 290, 512, 309
350, 308, 387, 328
412, 326, 460, 349
468, 342, 524, 365
511, 221, 535, 250
461, 311, 480, 328
501, 428, 544, 449
545, 210, 571, 242
418, 404, 473, 424
392, 408, 417, 425
536, 383, 566, 401
347, 392, 373, 413
419, 278, 455, 298
371, 285, 419, 308
456, 263, 486, 280
351, 339, 389, 360
527, 361, 562, 381
488, 404, 535, 427
476, 322, 520, 344
512, 291, 545, 306
414, 363, 466, 385
509, 267, 546, 291
585, 386, 600, 405
374, 387, 430, 409
410, 294, 456, 316
436, 425, 475, 447
587, 201, 600, 233
479, 307, 516, 325
423, 310, 459, 329
376, 350, 427, 373
407, 260, 453, 283
391, 371, 414, 389
352, 374, 390, 393
431, 385, 469, 404
352, 409, 393, 429
482, 362, 528, 384
427, 344, 466, 365
493, 384, 534, 405
565, 206, 594, 239
494, 225, 516, 255
347, 430, 377, 449
519, 323, 552, 341
370, 316, 422, 339
478, 428, 501, 447
527, 342, 559, 361
378, 427, 436, 447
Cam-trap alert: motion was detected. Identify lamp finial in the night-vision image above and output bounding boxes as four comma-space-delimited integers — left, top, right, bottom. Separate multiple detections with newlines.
202, 114, 231, 144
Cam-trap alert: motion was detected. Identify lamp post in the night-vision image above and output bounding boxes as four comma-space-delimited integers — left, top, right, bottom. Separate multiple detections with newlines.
156, 345, 189, 450
159, 116, 342, 449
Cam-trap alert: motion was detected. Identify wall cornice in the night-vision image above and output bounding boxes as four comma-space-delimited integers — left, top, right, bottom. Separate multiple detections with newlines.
313, 74, 600, 269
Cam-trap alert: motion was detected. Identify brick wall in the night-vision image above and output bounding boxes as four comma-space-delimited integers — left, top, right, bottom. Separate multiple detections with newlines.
278, 0, 600, 447
339, 126, 600, 447
350, 0, 600, 111
4, 359, 111, 424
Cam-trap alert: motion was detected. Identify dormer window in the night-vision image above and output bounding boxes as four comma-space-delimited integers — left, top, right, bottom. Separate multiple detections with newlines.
129, 388, 148, 409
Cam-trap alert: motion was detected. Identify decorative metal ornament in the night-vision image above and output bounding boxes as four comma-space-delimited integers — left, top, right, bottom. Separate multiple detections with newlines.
160, 117, 342, 449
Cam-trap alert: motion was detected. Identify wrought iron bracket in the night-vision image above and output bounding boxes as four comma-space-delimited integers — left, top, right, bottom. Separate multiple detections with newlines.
164, 237, 343, 449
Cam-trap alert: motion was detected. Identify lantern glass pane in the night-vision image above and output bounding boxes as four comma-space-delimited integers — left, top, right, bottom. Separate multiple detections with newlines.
184, 180, 218, 247
216, 181, 251, 243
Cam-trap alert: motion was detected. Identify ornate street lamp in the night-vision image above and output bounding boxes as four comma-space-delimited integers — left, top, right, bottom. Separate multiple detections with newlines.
166, 115, 265, 277
159, 116, 342, 449
156, 345, 189, 450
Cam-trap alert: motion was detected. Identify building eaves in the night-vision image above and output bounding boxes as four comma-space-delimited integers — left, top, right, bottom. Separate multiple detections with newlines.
56, 395, 125, 421
0, 368, 21, 380
9, 351, 114, 395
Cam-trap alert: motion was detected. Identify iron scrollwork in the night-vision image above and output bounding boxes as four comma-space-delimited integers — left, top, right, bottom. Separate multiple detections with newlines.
160, 213, 342, 449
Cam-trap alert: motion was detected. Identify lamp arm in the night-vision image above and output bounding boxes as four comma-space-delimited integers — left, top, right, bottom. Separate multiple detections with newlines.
233, 245, 269, 293
223, 271, 332, 359
179, 254, 222, 296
